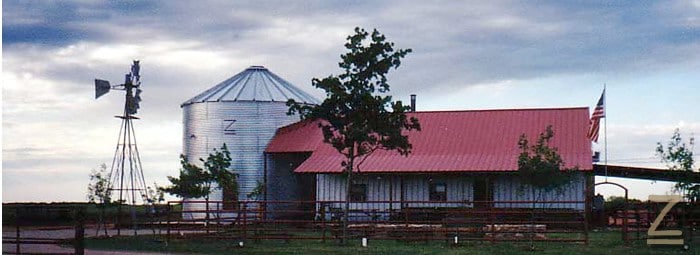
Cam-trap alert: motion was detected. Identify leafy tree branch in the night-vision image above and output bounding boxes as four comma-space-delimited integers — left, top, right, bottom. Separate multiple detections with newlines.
161, 144, 238, 202
656, 128, 698, 201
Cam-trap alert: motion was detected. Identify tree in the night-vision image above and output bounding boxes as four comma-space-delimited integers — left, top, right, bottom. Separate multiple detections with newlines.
87, 163, 112, 236
656, 128, 698, 201
517, 125, 575, 248
604, 196, 642, 213
161, 155, 211, 199
162, 144, 238, 216
201, 144, 238, 202
287, 27, 420, 244
247, 180, 265, 200
144, 182, 165, 206
517, 126, 575, 194
87, 163, 112, 205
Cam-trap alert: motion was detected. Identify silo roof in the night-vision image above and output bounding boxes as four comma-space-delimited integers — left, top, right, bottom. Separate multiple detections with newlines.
182, 66, 319, 106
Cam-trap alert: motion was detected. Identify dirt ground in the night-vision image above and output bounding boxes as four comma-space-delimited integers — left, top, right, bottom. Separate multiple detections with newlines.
2, 226, 177, 255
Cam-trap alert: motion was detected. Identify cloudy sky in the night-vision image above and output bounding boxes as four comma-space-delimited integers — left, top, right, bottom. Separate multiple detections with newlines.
3, 1, 700, 202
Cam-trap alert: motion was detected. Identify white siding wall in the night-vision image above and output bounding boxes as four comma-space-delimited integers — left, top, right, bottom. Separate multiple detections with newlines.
492, 172, 586, 210
316, 174, 474, 211
316, 174, 396, 211
402, 176, 473, 208
316, 173, 586, 213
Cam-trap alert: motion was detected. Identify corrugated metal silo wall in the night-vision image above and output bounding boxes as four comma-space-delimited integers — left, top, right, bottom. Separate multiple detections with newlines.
181, 101, 301, 218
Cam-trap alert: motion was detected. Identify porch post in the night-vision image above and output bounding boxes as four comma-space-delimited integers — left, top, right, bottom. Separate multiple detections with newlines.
400, 176, 405, 209
263, 152, 268, 221
389, 176, 393, 212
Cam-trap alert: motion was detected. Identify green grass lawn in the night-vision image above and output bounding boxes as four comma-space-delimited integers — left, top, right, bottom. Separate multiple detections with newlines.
85, 231, 696, 255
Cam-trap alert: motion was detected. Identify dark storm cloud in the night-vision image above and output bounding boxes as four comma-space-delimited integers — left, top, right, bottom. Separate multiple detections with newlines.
2, 1, 160, 45
4, 0, 700, 121
379, 1, 700, 93
3, 25, 87, 46
5, 0, 700, 110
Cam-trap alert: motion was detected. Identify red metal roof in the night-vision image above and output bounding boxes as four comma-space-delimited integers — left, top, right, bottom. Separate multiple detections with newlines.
266, 107, 593, 173
265, 119, 325, 153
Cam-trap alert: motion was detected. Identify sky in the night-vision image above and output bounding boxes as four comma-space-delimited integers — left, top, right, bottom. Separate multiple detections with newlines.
2, 1, 700, 202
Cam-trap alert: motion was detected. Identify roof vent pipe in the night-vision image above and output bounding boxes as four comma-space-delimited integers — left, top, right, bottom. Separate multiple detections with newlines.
410, 94, 416, 112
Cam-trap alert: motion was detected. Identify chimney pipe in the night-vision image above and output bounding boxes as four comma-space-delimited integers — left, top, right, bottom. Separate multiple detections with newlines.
410, 94, 416, 112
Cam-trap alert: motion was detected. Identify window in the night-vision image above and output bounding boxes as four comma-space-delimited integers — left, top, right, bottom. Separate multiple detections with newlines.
429, 182, 447, 201
349, 184, 367, 202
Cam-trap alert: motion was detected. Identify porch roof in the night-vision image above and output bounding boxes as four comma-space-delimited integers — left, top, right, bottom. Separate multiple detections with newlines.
266, 107, 593, 173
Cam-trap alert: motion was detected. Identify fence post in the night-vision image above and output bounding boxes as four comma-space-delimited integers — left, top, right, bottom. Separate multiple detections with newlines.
623, 203, 629, 245
205, 199, 210, 234
488, 202, 495, 244
243, 202, 248, 240
166, 202, 172, 244
635, 206, 641, 241
688, 201, 693, 245
74, 206, 86, 255
682, 201, 689, 247
262, 200, 267, 221
16, 207, 20, 255
321, 202, 327, 243
216, 201, 221, 234
583, 200, 589, 245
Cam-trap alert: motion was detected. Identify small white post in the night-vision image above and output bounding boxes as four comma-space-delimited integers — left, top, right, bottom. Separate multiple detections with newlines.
362, 237, 368, 247
238, 241, 244, 247
454, 236, 459, 244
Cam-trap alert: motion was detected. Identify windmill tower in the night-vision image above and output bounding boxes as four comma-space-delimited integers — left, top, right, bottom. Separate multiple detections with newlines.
94, 60, 149, 234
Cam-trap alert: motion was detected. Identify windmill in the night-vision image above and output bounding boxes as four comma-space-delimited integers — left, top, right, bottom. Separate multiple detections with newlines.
95, 60, 149, 235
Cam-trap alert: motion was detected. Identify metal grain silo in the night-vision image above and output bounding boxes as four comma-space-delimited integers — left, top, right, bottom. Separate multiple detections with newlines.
181, 66, 318, 218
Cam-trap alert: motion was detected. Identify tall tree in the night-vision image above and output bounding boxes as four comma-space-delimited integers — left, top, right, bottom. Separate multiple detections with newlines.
517, 125, 575, 248
656, 129, 698, 201
287, 27, 420, 244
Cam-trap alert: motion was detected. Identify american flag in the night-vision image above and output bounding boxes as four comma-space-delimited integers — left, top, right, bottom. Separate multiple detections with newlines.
587, 89, 605, 142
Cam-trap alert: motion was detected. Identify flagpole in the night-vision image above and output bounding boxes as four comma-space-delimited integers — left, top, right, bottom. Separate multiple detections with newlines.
604, 83, 608, 182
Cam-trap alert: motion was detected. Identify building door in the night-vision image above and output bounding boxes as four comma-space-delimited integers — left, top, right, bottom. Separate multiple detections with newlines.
473, 177, 492, 208
297, 173, 316, 220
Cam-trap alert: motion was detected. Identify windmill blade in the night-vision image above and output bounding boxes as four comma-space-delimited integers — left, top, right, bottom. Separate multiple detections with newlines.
95, 79, 111, 99
127, 94, 138, 115
131, 60, 140, 84
127, 89, 142, 115
135, 88, 142, 103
